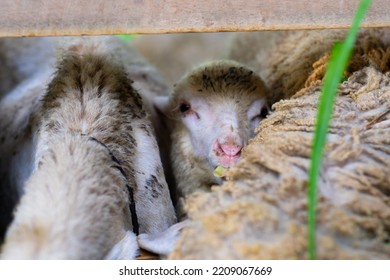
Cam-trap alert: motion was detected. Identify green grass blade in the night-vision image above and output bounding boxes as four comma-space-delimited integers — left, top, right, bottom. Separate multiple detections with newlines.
117, 34, 137, 42
307, 0, 371, 260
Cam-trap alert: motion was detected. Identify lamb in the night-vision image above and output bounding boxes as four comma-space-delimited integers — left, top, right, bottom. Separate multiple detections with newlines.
155, 60, 269, 217
0, 36, 178, 259
169, 29, 390, 259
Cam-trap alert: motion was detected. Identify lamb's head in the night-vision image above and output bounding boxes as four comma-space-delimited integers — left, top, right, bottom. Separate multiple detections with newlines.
157, 60, 268, 170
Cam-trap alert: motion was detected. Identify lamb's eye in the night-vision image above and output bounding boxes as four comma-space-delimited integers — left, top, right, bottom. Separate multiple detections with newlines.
179, 103, 191, 113
260, 107, 268, 118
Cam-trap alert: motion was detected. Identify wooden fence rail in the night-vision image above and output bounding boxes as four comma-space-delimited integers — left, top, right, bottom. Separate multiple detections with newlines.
1, 0, 390, 37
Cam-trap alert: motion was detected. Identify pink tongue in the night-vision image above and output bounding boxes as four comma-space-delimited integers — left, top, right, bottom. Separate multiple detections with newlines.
221, 144, 241, 156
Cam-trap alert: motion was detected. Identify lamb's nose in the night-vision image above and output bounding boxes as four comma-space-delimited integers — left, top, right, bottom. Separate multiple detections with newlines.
220, 143, 242, 157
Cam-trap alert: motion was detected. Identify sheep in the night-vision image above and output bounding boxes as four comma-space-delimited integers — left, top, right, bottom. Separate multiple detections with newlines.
131, 33, 236, 194
155, 60, 269, 218
169, 29, 390, 259
0, 36, 178, 259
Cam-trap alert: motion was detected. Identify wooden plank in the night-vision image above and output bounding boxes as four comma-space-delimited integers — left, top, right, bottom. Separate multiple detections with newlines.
1, 0, 389, 37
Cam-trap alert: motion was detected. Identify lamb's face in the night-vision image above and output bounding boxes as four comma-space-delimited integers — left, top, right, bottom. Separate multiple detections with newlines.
154, 61, 269, 171
177, 92, 268, 169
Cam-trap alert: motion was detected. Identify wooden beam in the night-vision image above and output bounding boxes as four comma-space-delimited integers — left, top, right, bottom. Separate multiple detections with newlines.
1, 0, 389, 37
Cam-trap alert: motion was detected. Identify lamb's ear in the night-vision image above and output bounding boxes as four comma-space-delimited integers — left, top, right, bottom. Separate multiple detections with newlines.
153, 96, 171, 117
